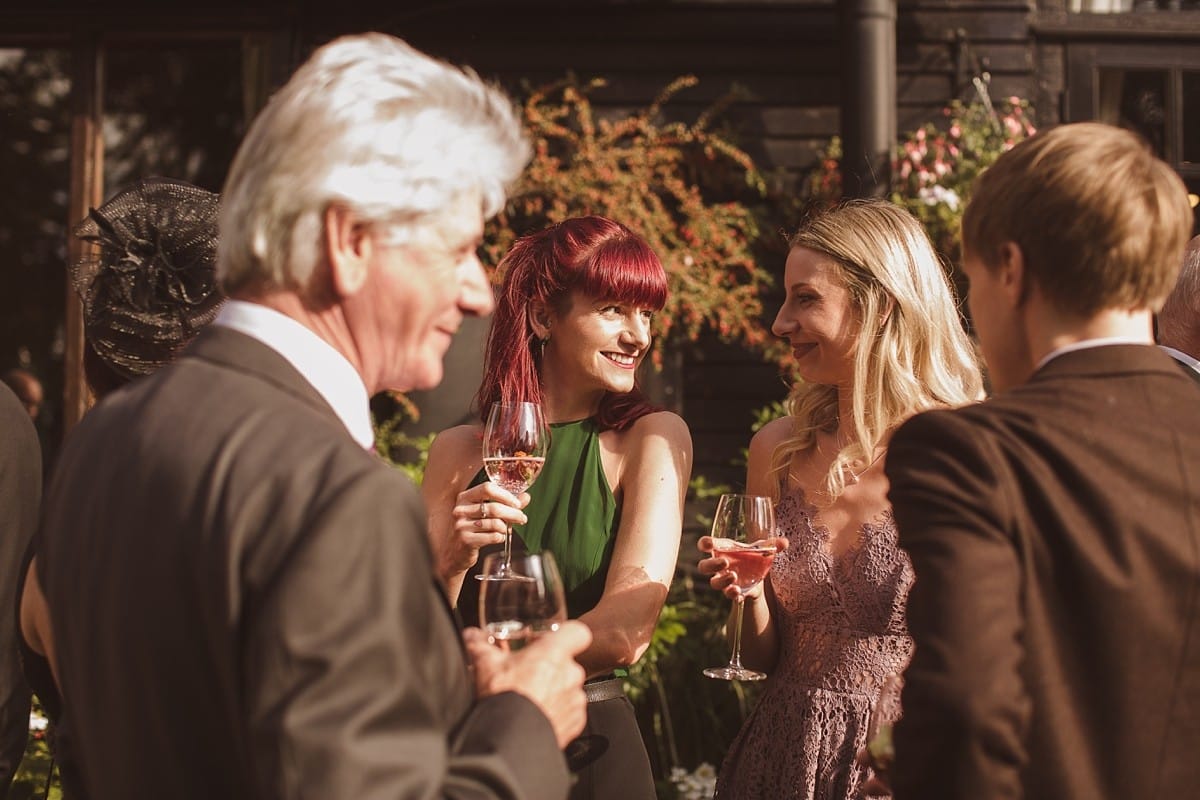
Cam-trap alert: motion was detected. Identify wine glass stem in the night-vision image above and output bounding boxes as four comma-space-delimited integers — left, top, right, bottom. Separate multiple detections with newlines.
501, 526, 513, 568
729, 596, 747, 670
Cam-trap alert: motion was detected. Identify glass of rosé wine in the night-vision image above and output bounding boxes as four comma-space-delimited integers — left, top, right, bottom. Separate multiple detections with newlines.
477, 401, 549, 580
703, 493, 778, 681
478, 551, 566, 650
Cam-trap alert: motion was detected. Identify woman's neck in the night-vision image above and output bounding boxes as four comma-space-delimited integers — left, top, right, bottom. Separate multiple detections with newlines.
540, 382, 603, 425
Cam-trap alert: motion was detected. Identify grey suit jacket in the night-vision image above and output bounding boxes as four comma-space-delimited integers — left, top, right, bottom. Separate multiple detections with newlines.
886, 344, 1200, 800
40, 326, 568, 799
0, 384, 38, 797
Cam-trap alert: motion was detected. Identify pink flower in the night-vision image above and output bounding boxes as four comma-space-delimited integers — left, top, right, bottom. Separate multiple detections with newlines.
949, 123, 962, 139
1004, 116, 1022, 136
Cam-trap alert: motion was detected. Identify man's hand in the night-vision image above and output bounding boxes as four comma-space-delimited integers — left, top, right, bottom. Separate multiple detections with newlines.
465, 621, 591, 748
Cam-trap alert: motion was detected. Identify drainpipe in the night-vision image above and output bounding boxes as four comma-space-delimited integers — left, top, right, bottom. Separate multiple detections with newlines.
839, 0, 897, 199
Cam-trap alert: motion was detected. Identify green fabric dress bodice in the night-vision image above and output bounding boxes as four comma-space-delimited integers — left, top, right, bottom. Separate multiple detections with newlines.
471, 417, 620, 620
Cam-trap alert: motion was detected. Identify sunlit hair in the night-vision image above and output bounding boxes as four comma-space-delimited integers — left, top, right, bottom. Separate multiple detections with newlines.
1159, 236, 1200, 352
476, 215, 669, 431
962, 122, 1192, 316
217, 33, 530, 294
771, 199, 985, 499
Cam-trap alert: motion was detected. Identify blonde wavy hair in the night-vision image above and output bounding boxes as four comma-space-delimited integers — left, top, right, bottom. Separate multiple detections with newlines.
770, 199, 984, 500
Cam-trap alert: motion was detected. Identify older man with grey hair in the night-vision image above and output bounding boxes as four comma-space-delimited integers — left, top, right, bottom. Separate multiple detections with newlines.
36, 33, 588, 800
1158, 234, 1200, 375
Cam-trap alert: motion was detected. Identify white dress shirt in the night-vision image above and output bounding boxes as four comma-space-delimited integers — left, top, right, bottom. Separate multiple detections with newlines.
212, 300, 375, 449
1034, 336, 1151, 373
1159, 345, 1200, 375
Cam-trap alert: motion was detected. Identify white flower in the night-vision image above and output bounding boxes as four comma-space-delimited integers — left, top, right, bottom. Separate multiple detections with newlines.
917, 184, 960, 211
28, 710, 47, 732
670, 762, 717, 799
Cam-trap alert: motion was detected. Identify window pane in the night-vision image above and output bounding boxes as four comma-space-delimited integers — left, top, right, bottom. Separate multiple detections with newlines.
1097, 67, 1168, 158
0, 48, 71, 449
103, 43, 246, 196
1184, 71, 1199, 166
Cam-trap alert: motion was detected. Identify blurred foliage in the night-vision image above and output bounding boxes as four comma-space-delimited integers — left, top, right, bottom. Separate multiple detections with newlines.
482, 74, 782, 369
807, 74, 1037, 271
373, 391, 435, 483
11, 697, 60, 800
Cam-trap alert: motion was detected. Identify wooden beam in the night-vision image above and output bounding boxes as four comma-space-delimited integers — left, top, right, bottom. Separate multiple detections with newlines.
63, 34, 104, 434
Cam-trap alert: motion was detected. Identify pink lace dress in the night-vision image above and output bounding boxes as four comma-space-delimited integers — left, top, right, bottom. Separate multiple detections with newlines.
714, 488, 914, 800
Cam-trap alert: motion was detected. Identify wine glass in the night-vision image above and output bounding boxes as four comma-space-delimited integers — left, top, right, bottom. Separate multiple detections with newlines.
477, 551, 567, 649
703, 493, 777, 681
865, 673, 903, 781
478, 401, 550, 579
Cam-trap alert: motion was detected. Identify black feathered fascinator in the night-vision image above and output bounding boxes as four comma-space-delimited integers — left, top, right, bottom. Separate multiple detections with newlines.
70, 177, 223, 378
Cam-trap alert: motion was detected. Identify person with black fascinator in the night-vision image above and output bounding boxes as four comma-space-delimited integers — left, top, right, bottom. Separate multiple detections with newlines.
17, 177, 221, 799
69, 177, 224, 399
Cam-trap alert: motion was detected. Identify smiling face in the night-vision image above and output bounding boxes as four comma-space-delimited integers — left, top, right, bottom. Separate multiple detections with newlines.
772, 246, 861, 387
356, 191, 493, 393
539, 290, 654, 412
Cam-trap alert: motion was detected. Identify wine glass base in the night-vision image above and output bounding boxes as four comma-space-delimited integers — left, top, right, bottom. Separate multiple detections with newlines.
703, 665, 767, 681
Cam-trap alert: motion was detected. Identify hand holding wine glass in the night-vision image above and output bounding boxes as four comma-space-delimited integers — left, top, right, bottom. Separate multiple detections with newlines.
701, 493, 780, 681
479, 401, 549, 579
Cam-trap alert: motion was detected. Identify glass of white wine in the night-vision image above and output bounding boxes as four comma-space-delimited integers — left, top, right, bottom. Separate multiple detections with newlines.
477, 551, 567, 650
478, 401, 549, 579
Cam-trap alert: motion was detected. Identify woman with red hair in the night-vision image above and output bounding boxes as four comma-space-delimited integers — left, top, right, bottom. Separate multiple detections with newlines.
423, 215, 692, 799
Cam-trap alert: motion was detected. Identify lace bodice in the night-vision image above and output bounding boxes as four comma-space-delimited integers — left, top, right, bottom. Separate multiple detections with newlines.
714, 487, 914, 800
770, 488, 913, 696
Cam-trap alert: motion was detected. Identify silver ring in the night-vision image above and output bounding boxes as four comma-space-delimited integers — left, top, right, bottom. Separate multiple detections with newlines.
479, 502, 487, 519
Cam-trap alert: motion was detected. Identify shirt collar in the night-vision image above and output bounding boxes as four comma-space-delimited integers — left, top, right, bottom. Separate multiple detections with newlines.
212, 300, 374, 449
1160, 345, 1200, 374
1034, 336, 1150, 373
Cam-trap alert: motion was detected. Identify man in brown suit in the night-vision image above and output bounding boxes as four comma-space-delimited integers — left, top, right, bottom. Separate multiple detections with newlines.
36, 34, 588, 799
884, 122, 1199, 799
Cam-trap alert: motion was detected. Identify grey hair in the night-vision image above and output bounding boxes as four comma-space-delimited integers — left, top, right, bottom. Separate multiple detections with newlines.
1158, 235, 1200, 351
217, 33, 531, 294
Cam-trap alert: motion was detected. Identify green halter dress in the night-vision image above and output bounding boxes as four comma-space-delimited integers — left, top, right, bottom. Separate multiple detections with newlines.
460, 417, 619, 624
460, 416, 656, 800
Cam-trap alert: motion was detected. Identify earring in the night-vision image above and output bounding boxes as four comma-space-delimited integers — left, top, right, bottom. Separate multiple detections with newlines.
537, 335, 549, 358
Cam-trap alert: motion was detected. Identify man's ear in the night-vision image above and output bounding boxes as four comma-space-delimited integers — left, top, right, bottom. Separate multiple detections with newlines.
528, 300, 553, 340
996, 241, 1029, 307
323, 204, 371, 299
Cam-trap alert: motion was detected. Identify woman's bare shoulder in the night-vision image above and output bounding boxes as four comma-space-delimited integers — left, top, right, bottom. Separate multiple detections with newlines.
626, 410, 691, 440
426, 423, 485, 471
750, 416, 794, 451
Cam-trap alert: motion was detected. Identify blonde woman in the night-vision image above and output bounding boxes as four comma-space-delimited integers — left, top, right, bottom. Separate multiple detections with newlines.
698, 199, 984, 799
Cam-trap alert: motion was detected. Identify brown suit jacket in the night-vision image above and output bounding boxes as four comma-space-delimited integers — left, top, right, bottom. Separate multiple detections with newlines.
886, 344, 1200, 800
0, 384, 38, 797
39, 326, 568, 799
